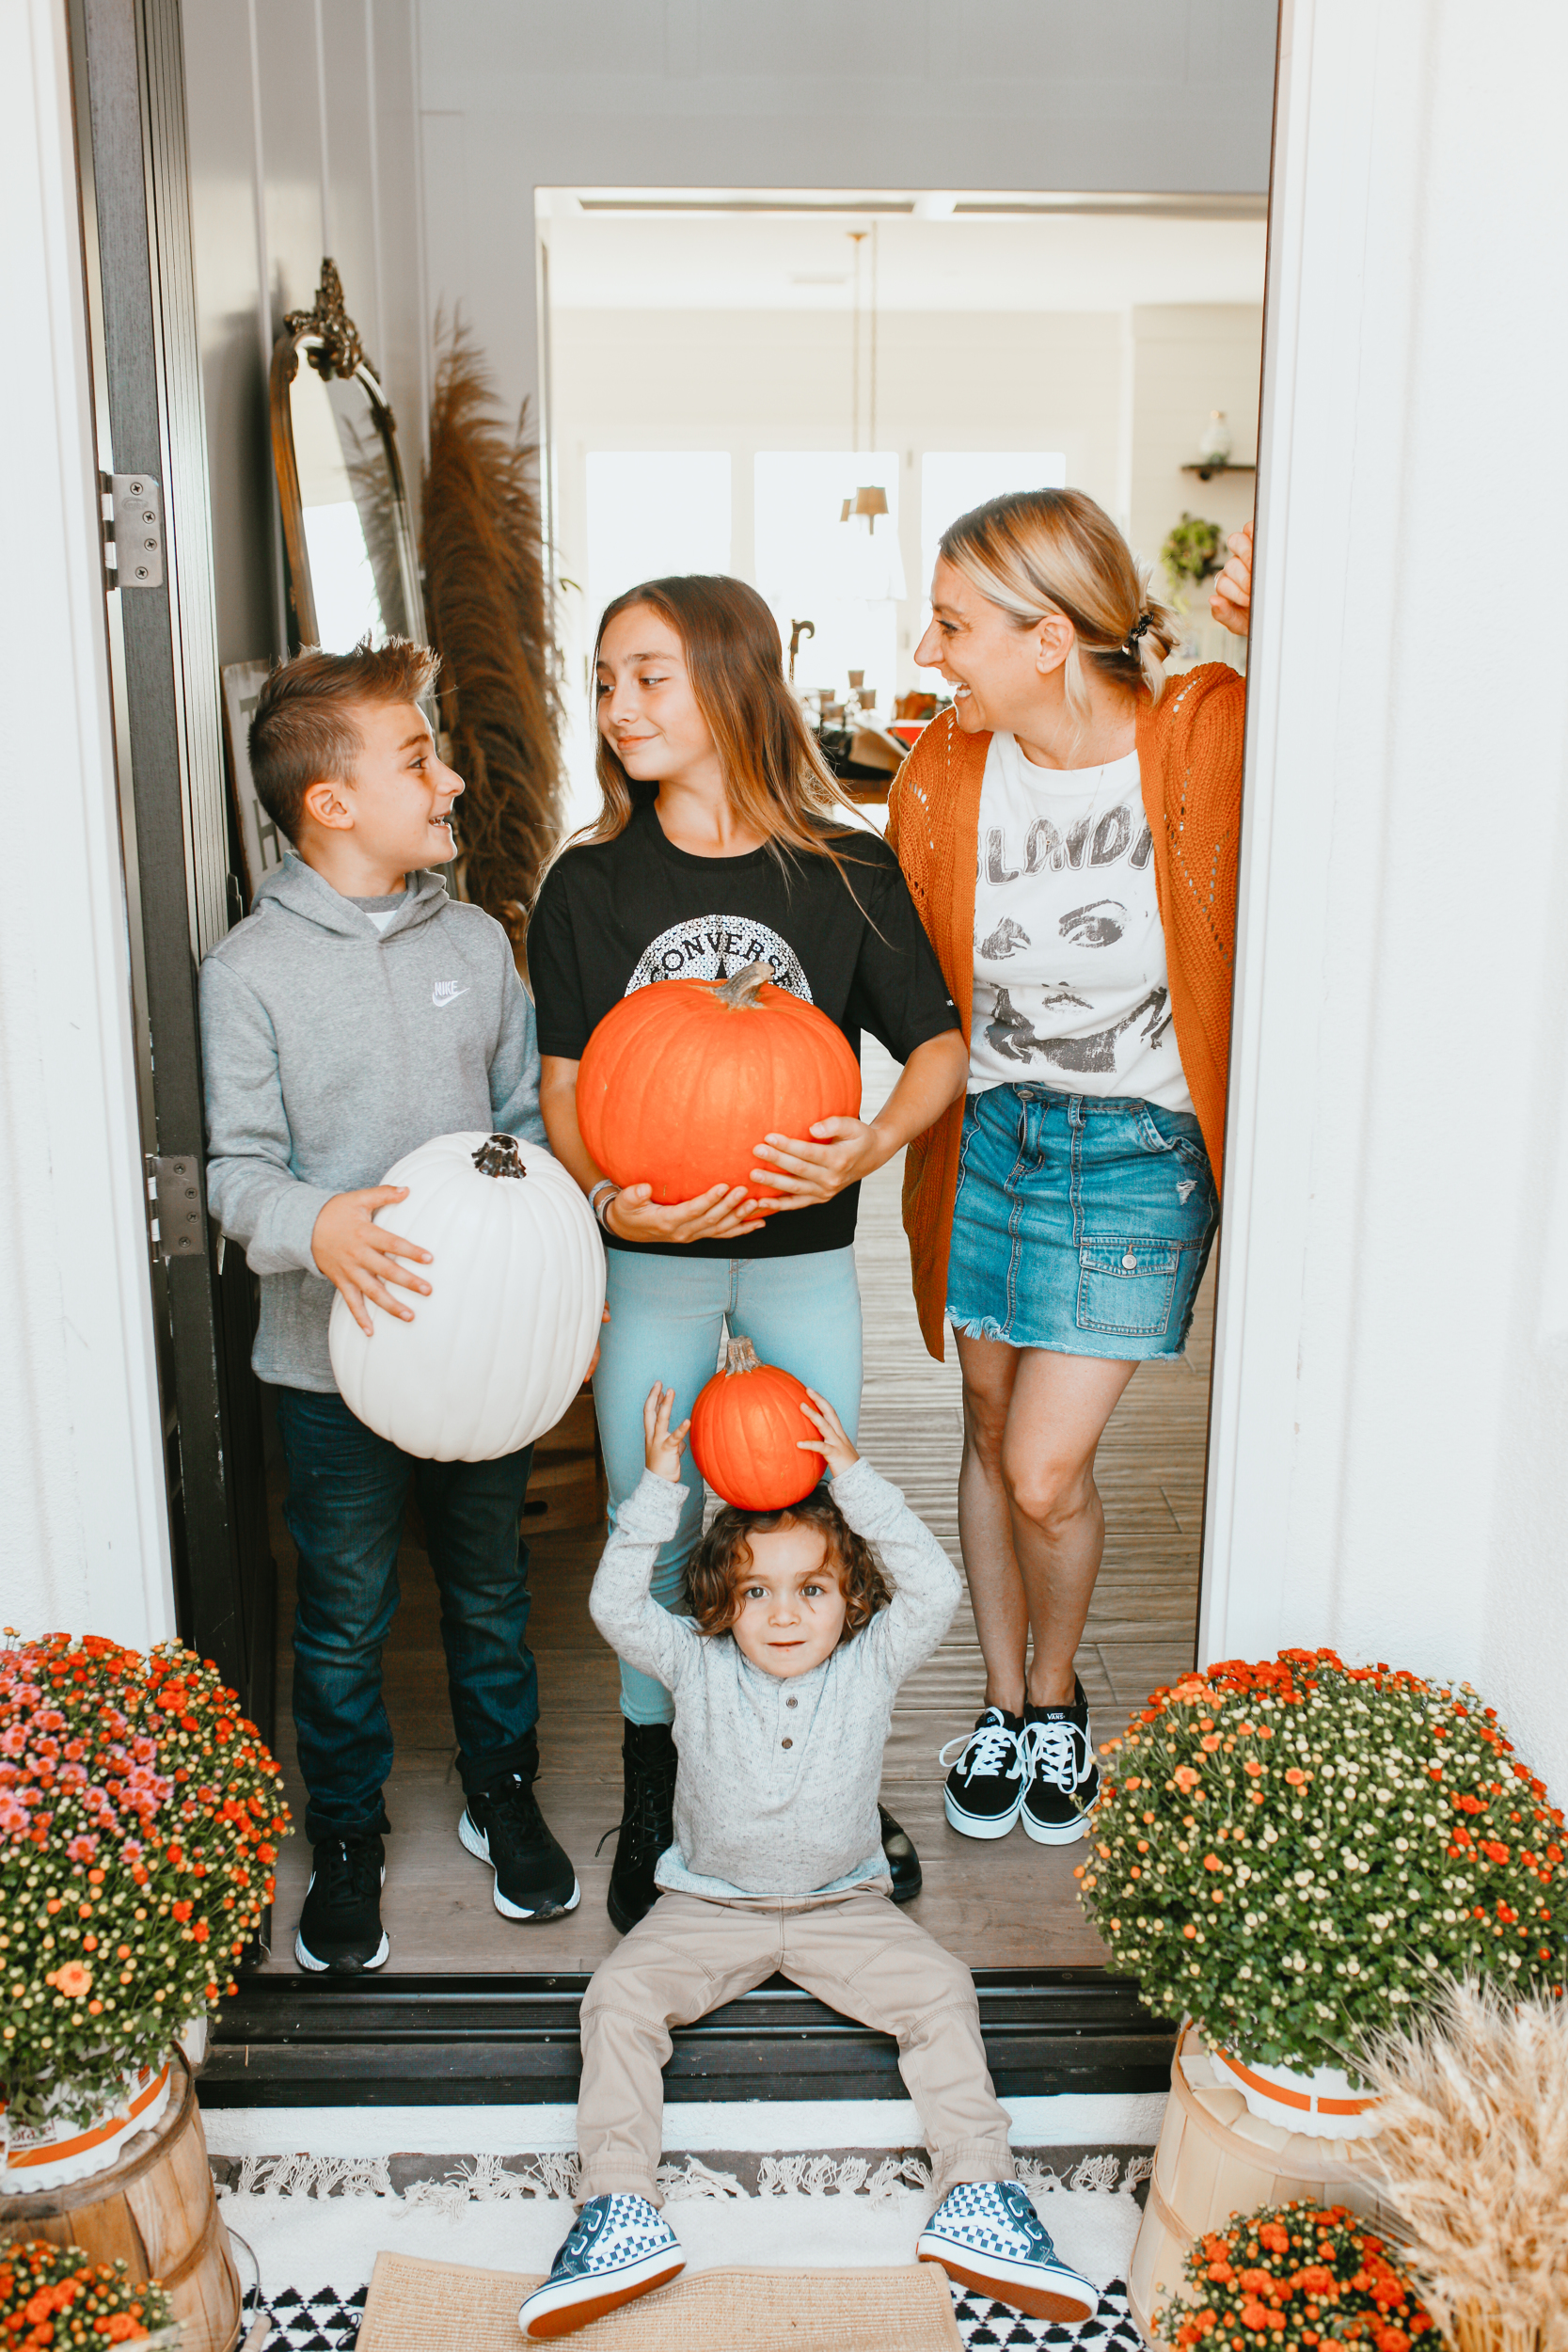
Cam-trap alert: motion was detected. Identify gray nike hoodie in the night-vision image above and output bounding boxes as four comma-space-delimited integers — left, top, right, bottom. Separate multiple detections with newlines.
198, 852, 548, 1392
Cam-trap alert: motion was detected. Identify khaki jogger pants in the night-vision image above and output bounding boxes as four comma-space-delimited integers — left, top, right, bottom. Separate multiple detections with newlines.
577, 1883, 1015, 2206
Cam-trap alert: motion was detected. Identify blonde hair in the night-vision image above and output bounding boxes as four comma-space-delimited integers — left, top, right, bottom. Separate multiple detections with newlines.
578, 575, 861, 873
940, 488, 1180, 723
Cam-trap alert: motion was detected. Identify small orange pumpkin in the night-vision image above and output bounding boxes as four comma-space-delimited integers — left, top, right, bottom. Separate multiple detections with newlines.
689, 1337, 820, 1511
578, 959, 862, 1205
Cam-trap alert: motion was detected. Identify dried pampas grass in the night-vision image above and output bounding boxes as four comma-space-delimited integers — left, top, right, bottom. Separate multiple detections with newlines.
1361, 1979, 1568, 2352
421, 318, 563, 964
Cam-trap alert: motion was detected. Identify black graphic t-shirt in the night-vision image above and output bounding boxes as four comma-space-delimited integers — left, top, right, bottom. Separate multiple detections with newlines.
529, 800, 958, 1258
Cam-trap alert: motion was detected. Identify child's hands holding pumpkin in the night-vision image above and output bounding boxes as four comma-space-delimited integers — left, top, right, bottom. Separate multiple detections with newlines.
797, 1389, 859, 1479
643, 1382, 691, 1484
311, 1185, 432, 1335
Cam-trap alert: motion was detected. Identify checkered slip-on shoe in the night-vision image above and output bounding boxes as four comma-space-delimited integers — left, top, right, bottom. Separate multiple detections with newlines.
918, 2180, 1098, 2323
519, 2193, 684, 2339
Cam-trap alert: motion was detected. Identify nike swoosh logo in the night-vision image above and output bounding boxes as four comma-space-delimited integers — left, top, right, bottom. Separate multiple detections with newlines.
431, 984, 469, 1007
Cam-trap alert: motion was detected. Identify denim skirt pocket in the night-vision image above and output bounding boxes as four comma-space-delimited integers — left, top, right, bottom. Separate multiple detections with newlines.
1075, 1240, 1180, 1338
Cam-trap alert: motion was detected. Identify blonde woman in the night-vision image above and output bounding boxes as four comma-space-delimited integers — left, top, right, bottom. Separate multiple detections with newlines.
888, 491, 1251, 1851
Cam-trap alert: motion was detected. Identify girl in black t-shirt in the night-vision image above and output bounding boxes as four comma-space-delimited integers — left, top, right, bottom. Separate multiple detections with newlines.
529, 575, 966, 1931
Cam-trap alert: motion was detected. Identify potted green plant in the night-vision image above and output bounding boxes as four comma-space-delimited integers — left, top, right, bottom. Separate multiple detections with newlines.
1161, 513, 1227, 604
1, 1631, 291, 2188
1076, 1648, 1565, 2133
0, 2242, 179, 2347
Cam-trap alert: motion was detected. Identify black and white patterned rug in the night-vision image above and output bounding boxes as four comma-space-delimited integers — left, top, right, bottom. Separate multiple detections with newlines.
218, 2148, 1151, 2349
240, 2275, 1145, 2349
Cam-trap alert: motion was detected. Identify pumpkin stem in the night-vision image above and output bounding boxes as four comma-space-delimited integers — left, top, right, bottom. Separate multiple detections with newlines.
722, 1335, 762, 1375
472, 1134, 527, 1180
714, 959, 774, 1009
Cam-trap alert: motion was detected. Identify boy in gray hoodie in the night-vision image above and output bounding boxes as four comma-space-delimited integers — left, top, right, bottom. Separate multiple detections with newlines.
199, 639, 578, 1973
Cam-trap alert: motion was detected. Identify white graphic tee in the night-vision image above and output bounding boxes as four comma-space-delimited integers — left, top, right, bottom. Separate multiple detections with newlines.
968, 734, 1193, 1114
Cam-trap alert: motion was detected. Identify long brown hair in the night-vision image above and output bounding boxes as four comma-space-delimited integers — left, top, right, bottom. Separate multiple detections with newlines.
687, 1487, 892, 1645
577, 575, 864, 874
941, 487, 1180, 720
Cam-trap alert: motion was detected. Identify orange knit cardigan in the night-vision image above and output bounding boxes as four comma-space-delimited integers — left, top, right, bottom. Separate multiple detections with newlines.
886, 662, 1247, 1361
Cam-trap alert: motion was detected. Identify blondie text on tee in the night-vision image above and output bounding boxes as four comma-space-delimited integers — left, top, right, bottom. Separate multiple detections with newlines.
968, 734, 1193, 1114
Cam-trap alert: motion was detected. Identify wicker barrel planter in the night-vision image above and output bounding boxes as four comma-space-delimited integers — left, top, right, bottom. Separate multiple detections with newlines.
1128, 2025, 1396, 2350
0, 2052, 240, 2352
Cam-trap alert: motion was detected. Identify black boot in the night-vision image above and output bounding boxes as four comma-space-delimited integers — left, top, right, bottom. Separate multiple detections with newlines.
604, 1721, 678, 1935
879, 1804, 923, 1904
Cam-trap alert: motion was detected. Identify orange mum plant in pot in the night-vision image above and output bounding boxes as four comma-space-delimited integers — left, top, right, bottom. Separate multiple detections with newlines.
1, 1631, 291, 2191
1077, 1648, 1565, 2132
1088, 1651, 1566, 2346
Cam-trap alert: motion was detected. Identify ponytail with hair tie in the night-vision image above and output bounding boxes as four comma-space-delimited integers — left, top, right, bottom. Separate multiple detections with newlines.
1122, 612, 1154, 660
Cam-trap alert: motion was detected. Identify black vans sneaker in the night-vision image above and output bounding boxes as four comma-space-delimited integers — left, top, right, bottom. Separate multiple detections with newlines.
460, 1772, 580, 1921
603, 1721, 678, 1935
1021, 1679, 1101, 1845
295, 1832, 388, 1972
940, 1708, 1026, 1838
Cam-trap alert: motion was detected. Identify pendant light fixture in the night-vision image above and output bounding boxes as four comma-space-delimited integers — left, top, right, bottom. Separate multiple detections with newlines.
842, 228, 888, 531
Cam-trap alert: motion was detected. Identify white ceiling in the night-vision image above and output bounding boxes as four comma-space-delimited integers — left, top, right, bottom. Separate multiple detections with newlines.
541, 190, 1268, 314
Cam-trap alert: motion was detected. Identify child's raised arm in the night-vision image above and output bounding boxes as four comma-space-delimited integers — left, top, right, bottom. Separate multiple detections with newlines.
588, 1382, 700, 1690
823, 1449, 960, 1685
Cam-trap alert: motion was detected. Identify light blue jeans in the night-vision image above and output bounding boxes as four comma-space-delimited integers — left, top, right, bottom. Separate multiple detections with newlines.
593, 1246, 863, 1723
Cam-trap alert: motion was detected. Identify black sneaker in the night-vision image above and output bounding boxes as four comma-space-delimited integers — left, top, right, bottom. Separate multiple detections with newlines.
460, 1771, 580, 1921
603, 1721, 678, 1935
941, 1708, 1026, 1838
879, 1804, 922, 1903
1021, 1679, 1101, 1845
295, 1832, 388, 1973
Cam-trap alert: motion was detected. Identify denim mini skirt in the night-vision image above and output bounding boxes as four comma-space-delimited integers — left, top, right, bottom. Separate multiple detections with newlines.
945, 1084, 1218, 1359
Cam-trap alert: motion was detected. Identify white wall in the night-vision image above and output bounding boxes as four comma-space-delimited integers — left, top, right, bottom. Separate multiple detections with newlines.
181, 0, 427, 670
0, 0, 173, 1648
1203, 0, 1568, 1798
418, 1, 1277, 460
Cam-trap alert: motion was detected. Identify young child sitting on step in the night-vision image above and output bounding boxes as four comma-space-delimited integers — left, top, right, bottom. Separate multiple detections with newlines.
519, 1379, 1098, 2338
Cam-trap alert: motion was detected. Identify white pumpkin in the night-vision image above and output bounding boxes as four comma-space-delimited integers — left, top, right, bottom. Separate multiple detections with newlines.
328, 1131, 605, 1461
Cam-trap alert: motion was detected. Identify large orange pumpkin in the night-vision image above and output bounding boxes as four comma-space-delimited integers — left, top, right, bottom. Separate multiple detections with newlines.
577, 959, 862, 1204
689, 1337, 820, 1510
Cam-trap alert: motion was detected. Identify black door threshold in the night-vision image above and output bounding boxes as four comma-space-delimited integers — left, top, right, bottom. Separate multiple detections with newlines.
204, 1968, 1172, 2106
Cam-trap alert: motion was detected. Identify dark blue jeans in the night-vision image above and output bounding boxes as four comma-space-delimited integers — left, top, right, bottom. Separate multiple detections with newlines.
272, 1386, 539, 1842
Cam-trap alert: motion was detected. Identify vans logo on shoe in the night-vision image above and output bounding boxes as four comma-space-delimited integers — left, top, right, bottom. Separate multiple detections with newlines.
431, 980, 468, 1008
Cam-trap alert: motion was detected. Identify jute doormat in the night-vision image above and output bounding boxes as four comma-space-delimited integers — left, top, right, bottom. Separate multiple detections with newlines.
356, 2247, 965, 2349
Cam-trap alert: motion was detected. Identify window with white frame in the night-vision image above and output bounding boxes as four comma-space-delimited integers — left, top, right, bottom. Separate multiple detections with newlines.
753, 451, 902, 719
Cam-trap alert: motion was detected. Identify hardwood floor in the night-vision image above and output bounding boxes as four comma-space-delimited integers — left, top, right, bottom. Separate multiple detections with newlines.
261, 1043, 1212, 1975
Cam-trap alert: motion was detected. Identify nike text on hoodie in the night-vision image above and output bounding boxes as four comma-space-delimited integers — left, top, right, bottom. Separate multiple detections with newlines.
198, 853, 547, 1393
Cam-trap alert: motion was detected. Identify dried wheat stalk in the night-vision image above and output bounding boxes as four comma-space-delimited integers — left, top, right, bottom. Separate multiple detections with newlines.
421, 318, 564, 963
1361, 1979, 1568, 2352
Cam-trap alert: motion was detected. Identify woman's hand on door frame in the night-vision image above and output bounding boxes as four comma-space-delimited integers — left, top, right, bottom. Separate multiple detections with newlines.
1211, 520, 1253, 636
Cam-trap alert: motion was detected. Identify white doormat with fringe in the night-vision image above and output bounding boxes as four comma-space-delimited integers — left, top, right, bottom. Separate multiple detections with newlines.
218, 2147, 1152, 2351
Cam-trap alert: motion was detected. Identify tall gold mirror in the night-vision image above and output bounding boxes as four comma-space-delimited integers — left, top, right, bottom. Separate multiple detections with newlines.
269, 260, 426, 652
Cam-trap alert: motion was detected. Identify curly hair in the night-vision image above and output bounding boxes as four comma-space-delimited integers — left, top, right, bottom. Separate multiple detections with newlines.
687, 1487, 892, 1644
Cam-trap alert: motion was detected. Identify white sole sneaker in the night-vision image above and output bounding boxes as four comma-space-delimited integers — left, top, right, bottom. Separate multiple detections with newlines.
293, 1866, 389, 1972
943, 1787, 1023, 1839
917, 2240, 1096, 2323
459, 1809, 581, 1921
1020, 1802, 1096, 1846
520, 2248, 685, 2338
